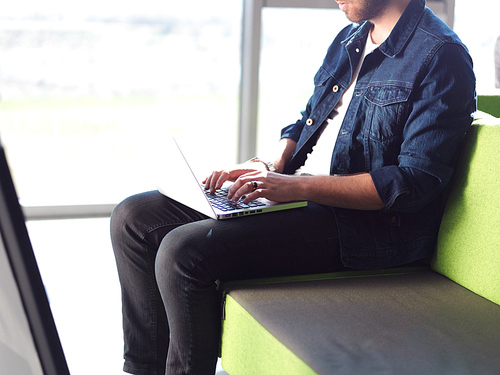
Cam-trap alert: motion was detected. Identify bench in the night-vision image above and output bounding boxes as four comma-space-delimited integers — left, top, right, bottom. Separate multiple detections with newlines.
219, 112, 500, 375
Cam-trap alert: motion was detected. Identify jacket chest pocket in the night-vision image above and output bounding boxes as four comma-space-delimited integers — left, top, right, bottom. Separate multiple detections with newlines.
364, 84, 412, 142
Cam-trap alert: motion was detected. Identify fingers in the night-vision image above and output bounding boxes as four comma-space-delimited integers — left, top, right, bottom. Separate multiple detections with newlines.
243, 181, 262, 203
204, 168, 268, 200
227, 177, 263, 203
204, 165, 261, 194
204, 170, 230, 194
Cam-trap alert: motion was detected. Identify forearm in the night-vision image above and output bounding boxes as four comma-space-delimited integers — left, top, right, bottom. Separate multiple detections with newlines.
271, 138, 296, 174
296, 173, 385, 210
249, 139, 384, 210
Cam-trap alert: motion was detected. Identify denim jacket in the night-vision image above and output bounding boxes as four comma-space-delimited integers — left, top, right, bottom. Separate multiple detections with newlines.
281, 0, 476, 268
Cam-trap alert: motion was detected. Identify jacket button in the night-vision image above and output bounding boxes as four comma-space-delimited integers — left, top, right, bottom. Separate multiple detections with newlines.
332, 85, 339, 92
306, 118, 313, 126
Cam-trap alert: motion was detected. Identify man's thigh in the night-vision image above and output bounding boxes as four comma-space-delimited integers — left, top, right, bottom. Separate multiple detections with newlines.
159, 202, 342, 283
111, 190, 210, 250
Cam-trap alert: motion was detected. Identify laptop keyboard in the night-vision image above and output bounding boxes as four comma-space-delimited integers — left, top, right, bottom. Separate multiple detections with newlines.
202, 185, 266, 212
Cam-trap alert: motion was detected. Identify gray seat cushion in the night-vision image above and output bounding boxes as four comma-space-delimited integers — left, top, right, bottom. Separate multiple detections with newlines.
226, 271, 500, 374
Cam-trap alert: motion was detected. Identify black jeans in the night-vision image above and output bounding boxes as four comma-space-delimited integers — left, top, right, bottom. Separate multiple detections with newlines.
110, 190, 342, 375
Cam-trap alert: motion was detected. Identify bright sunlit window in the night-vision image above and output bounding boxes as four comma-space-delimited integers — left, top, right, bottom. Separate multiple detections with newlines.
0, 2, 242, 374
0, 0, 242, 207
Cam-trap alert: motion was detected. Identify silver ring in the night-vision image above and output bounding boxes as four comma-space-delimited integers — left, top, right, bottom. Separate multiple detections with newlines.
251, 181, 258, 192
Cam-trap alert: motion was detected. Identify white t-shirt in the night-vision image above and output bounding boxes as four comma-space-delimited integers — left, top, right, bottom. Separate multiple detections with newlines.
296, 33, 380, 176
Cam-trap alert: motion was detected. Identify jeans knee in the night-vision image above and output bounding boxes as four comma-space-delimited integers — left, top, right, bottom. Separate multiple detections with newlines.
110, 195, 137, 245
155, 225, 213, 290
110, 192, 162, 257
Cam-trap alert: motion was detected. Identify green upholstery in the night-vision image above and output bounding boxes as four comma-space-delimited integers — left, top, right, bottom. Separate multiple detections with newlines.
222, 294, 316, 375
220, 118, 500, 375
223, 272, 500, 375
432, 120, 500, 305
477, 95, 500, 117
220, 268, 428, 375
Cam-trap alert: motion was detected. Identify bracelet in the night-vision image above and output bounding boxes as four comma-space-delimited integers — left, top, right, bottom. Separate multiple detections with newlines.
247, 157, 276, 172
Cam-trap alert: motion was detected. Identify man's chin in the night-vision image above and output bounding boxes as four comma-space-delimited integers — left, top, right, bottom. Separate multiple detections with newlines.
345, 14, 368, 23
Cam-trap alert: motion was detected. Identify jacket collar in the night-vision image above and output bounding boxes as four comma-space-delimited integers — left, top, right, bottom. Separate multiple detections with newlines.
342, 0, 426, 58
380, 0, 426, 57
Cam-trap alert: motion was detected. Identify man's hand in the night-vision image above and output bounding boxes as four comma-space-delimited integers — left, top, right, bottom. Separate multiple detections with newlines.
227, 170, 299, 203
202, 163, 268, 195
203, 137, 297, 195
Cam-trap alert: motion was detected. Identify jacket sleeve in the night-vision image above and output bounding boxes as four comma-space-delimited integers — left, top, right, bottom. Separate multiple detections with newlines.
370, 42, 476, 213
280, 99, 310, 142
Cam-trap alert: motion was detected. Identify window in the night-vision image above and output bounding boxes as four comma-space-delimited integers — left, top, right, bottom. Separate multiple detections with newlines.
454, 0, 498, 93
0, 2, 241, 374
0, 1, 242, 208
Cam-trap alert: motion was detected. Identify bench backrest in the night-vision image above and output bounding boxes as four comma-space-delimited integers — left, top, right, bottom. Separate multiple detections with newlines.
477, 95, 500, 118
432, 117, 500, 306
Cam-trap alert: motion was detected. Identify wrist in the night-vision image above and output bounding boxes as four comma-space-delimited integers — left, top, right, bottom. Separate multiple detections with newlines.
247, 157, 276, 172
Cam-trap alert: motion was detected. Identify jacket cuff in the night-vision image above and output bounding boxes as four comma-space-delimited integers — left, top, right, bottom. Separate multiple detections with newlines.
280, 122, 304, 142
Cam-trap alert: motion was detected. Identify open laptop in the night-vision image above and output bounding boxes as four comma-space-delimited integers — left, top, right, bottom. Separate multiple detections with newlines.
156, 136, 308, 220
0, 139, 70, 375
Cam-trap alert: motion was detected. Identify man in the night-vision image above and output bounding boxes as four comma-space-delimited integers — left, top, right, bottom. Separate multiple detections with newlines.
111, 0, 475, 374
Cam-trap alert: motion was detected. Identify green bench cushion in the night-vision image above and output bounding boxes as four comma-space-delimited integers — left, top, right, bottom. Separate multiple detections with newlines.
477, 95, 500, 117
432, 122, 500, 305
222, 272, 500, 375
222, 294, 316, 375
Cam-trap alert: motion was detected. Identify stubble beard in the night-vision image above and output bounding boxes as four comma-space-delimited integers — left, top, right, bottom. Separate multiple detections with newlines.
344, 0, 389, 23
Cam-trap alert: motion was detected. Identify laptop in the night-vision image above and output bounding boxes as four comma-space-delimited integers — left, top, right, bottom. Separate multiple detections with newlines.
0, 140, 70, 375
156, 136, 308, 220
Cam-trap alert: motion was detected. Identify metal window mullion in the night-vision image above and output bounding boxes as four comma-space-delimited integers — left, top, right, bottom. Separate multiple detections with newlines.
443, 0, 455, 28
238, 0, 264, 163
22, 204, 116, 221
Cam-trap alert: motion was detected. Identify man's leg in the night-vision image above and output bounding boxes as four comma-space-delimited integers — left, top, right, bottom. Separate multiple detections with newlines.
111, 191, 209, 375
155, 201, 342, 374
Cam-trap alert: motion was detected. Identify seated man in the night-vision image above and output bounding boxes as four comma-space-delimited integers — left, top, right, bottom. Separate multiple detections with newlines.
111, 0, 476, 374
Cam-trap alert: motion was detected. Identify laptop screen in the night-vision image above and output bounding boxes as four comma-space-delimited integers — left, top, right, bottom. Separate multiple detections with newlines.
0, 140, 70, 375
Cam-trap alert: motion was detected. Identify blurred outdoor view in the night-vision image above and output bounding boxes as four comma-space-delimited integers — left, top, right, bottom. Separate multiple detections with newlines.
0, 1, 498, 374
0, 1, 242, 206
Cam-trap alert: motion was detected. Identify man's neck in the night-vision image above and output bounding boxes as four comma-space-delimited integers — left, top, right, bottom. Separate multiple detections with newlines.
369, 0, 411, 44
